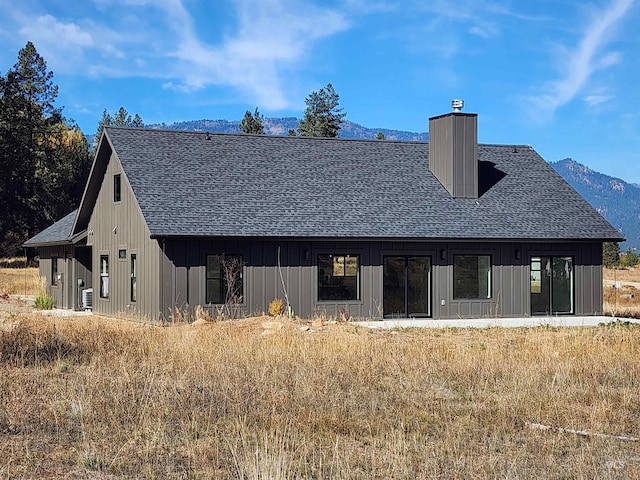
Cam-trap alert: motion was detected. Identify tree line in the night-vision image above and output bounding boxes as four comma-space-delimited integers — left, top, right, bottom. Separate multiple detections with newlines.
603, 242, 639, 268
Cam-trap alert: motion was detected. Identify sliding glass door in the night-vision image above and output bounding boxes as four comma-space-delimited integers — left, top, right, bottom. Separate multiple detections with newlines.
383, 256, 431, 318
530, 256, 574, 315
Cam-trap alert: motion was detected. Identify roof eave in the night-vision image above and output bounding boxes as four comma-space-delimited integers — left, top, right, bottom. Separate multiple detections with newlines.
149, 233, 624, 243
23, 238, 73, 248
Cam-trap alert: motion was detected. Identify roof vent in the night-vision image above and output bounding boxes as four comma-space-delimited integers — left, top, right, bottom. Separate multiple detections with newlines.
451, 99, 464, 112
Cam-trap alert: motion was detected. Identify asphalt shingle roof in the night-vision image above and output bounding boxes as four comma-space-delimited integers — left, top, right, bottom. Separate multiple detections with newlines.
23, 209, 77, 246
102, 126, 622, 241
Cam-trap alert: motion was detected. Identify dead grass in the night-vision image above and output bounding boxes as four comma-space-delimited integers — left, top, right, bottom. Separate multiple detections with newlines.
1, 314, 639, 479
0, 266, 40, 296
601, 268, 640, 318
603, 278, 640, 318
604, 266, 640, 282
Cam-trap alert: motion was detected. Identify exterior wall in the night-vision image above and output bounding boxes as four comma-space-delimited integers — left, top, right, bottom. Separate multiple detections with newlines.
37, 245, 93, 310
161, 238, 604, 321
39, 246, 68, 308
88, 150, 160, 319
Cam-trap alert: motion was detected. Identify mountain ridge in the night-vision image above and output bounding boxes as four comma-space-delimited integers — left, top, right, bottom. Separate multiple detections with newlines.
550, 158, 638, 250
146, 118, 430, 141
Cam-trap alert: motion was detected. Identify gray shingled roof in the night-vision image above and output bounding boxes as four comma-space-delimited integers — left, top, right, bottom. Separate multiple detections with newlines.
101, 126, 622, 241
24, 209, 77, 246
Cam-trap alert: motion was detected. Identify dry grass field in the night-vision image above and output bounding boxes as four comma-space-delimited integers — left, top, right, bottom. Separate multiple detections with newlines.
603, 266, 640, 318
0, 263, 639, 477
604, 265, 640, 283
0, 261, 40, 297
1, 312, 639, 479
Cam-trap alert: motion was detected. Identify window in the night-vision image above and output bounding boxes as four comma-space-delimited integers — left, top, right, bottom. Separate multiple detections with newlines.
51, 257, 58, 286
114, 174, 121, 202
318, 254, 359, 301
130, 254, 137, 302
119, 249, 126, 260
100, 255, 109, 299
206, 254, 243, 304
453, 255, 491, 299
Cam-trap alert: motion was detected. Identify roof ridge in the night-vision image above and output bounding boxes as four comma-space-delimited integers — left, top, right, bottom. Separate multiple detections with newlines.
105, 126, 540, 149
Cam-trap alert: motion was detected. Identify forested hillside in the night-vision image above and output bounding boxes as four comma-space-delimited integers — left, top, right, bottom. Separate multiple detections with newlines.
551, 159, 638, 250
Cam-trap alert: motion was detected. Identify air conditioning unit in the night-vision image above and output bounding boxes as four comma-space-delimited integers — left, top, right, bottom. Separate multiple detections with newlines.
81, 288, 93, 311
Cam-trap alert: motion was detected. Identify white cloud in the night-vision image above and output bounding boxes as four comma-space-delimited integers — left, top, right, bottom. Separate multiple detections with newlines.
16, 15, 95, 73
160, 0, 350, 109
342, 0, 397, 14
526, 0, 634, 121
584, 93, 614, 106
2, 0, 350, 110
469, 24, 498, 38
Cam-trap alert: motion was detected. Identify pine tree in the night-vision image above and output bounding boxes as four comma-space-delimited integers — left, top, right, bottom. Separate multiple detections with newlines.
0, 42, 91, 256
239, 107, 265, 134
602, 242, 620, 267
93, 107, 144, 153
297, 83, 346, 137
621, 247, 639, 267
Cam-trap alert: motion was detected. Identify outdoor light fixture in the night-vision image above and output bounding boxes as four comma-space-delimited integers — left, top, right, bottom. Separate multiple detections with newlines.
515, 248, 520, 260
440, 249, 446, 261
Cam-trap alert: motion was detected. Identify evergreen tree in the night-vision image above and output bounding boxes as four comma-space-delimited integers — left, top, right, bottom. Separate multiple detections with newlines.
93, 107, 144, 153
376, 132, 386, 140
239, 107, 265, 134
297, 83, 346, 137
0, 42, 91, 256
621, 247, 639, 268
602, 242, 620, 267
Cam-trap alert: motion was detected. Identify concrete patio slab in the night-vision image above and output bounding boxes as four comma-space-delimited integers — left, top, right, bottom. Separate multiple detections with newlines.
354, 316, 639, 329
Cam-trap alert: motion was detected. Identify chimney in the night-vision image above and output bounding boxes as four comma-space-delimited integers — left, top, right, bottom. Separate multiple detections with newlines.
428, 99, 478, 198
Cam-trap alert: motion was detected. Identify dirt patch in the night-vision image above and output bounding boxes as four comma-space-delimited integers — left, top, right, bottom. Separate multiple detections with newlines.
0, 295, 30, 317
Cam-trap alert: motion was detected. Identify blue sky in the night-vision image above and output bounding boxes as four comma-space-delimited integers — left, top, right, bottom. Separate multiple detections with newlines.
1, 0, 638, 182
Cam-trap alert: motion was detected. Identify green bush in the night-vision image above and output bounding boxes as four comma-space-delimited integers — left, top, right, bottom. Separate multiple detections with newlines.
33, 292, 55, 310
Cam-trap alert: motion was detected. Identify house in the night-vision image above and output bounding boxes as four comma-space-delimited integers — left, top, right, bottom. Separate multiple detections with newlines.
24, 103, 624, 321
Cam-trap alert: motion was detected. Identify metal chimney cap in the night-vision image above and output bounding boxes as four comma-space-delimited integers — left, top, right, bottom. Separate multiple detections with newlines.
451, 99, 464, 112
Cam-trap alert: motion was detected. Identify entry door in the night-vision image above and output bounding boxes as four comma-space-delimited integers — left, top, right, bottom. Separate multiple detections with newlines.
530, 256, 574, 315
64, 253, 74, 309
383, 256, 431, 318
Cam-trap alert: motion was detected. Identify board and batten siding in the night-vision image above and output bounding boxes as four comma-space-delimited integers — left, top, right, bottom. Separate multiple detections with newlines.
160, 239, 604, 321
87, 150, 160, 319
37, 245, 92, 310
38, 246, 68, 309
433, 241, 602, 318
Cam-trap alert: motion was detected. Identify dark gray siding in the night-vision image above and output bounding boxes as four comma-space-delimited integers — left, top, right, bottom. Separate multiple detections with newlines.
161, 239, 604, 321
39, 246, 65, 308
88, 151, 160, 319
38, 245, 93, 310
39, 246, 73, 309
